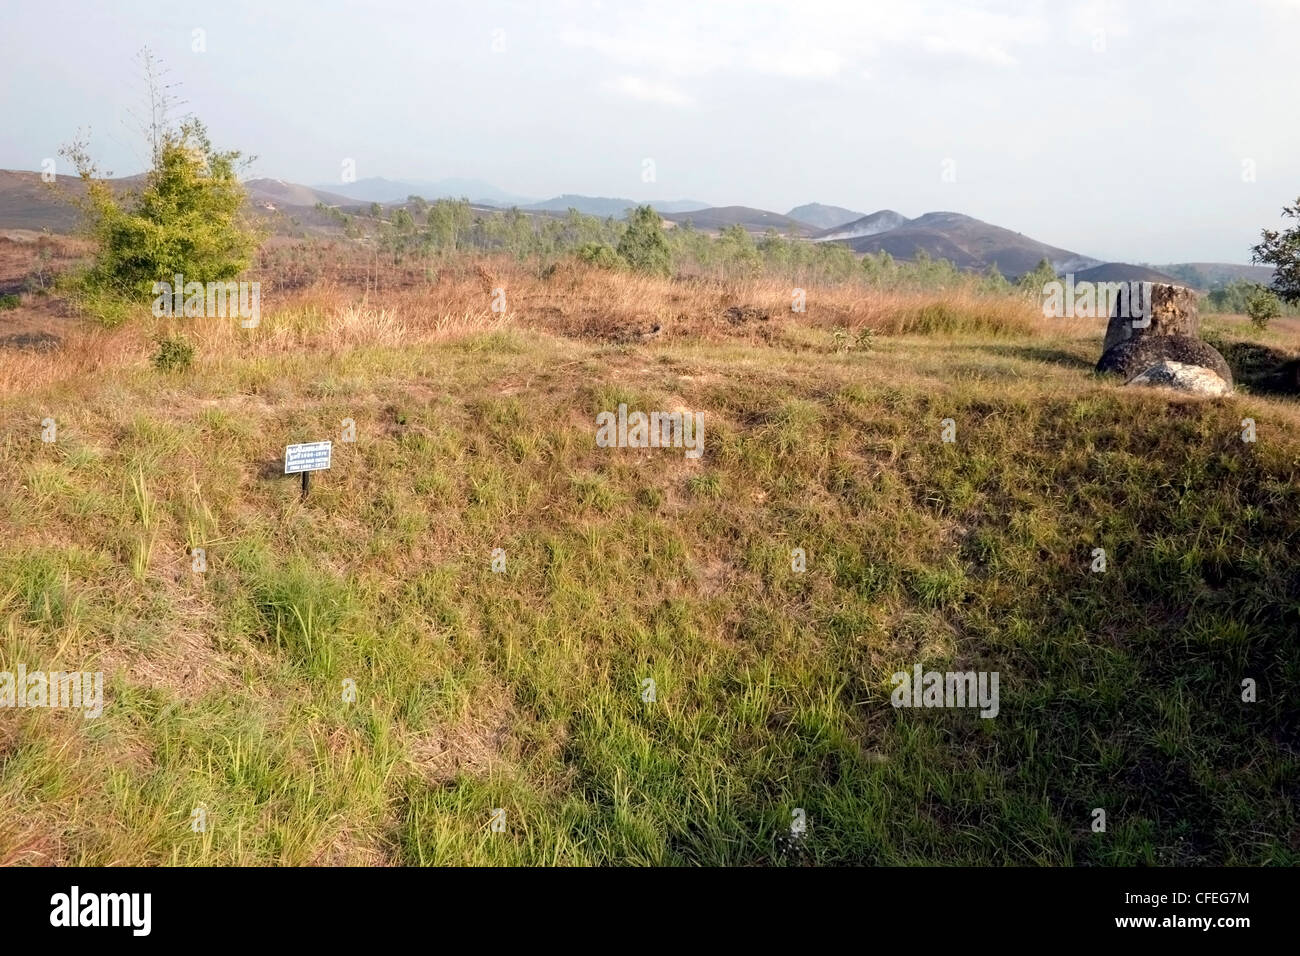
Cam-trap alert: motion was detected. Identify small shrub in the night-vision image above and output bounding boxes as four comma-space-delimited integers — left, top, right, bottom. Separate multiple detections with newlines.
0, 294, 19, 310
1246, 285, 1282, 330
152, 334, 195, 373
687, 473, 723, 499
577, 242, 623, 269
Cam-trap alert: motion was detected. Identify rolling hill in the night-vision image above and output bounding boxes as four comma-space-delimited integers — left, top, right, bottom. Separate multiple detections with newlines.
245, 179, 358, 208
0, 170, 152, 232
661, 205, 814, 236
1070, 262, 1184, 286
787, 202, 866, 230
813, 209, 909, 242
832, 211, 1100, 278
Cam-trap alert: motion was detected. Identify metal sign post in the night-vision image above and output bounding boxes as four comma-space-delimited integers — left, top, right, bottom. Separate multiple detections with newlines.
284, 441, 332, 500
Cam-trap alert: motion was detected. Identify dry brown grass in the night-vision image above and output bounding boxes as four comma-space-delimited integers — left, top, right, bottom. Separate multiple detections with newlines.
0, 248, 1065, 399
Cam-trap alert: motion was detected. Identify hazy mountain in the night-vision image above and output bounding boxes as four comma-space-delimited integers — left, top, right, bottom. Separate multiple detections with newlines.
522, 195, 710, 217
1154, 262, 1275, 290
661, 205, 813, 235
0, 169, 152, 232
787, 202, 866, 230
245, 178, 357, 208
0, 170, 83, 232
834, 211, 1099, 278
813, 209, 909, 242
1070, 263, 1184, 286
317, 177, 536, 206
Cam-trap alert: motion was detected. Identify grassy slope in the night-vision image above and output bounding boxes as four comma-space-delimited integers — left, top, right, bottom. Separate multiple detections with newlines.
1, 267, 1298, 865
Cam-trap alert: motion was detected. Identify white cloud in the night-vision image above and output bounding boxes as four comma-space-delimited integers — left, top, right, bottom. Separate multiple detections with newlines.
920, 34, 1019, 67
559, 1, 1054, 87
606, 75, 696, 107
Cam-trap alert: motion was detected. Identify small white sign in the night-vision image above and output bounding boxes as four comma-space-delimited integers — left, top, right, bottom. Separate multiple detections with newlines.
285, 441, 332, 474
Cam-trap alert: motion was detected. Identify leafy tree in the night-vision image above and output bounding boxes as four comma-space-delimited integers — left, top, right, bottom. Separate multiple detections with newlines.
1017, 257, 1058, 297
62, 118, 260, 299
1252, 197, 1300, 303
980, 263, 1012, 294
861, 250, 898, 287
426, 199, 473, 254
617, 205, 672, 276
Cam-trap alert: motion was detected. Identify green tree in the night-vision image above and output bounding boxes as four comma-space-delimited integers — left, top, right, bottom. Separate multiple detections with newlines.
1252, 197, 1300, 303
716, 224, 760, 277
617, 205, 672, 276
426, 199, 473, 254
62, 118, 260, 299
1017, 257, 1058, 297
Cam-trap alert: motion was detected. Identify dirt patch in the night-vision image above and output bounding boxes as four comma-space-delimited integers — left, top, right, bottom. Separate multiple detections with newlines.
408, 688, 516, 784
99, 595, 243, 702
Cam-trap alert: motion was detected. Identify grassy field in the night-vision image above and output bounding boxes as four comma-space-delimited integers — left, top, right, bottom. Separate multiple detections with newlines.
1, 252, 1298, 865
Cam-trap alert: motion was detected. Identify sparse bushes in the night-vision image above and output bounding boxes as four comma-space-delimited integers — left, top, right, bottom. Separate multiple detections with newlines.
715, 224, 761, 277
1204, 278, 1298, 318
1204, 279, 1257, 314
0, 294, 18, 310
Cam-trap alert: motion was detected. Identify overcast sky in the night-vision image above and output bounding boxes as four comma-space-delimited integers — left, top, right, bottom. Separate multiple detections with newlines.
3, 0, 1298, 262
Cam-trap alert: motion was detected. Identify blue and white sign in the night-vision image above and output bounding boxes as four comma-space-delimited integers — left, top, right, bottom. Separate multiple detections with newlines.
285, 441, 332, 474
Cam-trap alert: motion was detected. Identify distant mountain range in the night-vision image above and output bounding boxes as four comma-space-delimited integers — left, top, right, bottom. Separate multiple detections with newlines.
0, 167, 1269, 285
315, 177, 538, 207
310, 180, 712, 218
522, 194, 710, 217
